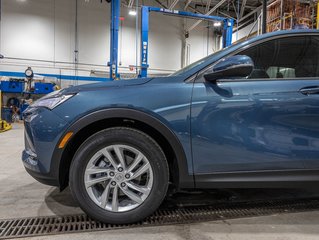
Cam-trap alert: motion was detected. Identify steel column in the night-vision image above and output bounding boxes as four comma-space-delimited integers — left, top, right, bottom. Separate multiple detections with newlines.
140, 6, 150, 78
262, 0, 267, 34
223, 18, 234, 48
109, 0, 121, 80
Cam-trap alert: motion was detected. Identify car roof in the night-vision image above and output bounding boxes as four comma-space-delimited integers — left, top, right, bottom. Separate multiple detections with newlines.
245, 29, 319, 44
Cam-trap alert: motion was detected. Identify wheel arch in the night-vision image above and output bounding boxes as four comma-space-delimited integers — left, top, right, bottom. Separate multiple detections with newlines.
52, 108, 194, 190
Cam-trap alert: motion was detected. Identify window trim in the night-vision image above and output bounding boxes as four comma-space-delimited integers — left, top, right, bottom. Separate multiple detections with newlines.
194, 33, 319, 83
215, 76, 319, 84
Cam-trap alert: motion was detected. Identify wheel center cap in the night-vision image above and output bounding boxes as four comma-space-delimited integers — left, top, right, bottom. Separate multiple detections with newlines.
114, 173, 124, 182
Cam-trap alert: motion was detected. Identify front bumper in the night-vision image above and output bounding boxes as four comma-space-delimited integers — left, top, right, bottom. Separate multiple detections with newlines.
22, 107, 70, 187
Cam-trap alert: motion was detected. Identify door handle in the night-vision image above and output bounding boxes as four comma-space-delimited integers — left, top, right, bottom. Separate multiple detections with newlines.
300, 86, 319, 95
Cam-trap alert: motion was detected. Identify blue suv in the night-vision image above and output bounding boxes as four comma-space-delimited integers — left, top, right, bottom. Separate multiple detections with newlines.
23, 30, 319, 224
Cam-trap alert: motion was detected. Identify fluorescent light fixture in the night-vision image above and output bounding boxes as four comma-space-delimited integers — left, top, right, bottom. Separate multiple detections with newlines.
129, 10, 137, 16
213, 22, 222, 27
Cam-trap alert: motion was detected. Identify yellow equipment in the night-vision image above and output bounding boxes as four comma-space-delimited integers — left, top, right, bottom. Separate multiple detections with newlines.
0, 90, 12, 133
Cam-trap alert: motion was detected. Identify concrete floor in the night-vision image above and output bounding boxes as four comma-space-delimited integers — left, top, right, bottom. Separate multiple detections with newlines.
1, 123, 319, 240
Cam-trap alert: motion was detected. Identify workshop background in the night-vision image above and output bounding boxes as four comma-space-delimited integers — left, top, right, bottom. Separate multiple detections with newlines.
0, 0, 231, 84
1, 1, 319, 239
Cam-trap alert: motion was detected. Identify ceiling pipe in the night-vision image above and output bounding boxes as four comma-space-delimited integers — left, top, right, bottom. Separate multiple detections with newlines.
239, 5, 262, 23
169, 0, 180, 10
184, 0, 193, 10
187, 0, 227, 32
239, 0, 247, 19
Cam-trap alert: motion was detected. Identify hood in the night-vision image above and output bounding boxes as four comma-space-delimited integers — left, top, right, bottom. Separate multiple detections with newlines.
62, 77, 153, 94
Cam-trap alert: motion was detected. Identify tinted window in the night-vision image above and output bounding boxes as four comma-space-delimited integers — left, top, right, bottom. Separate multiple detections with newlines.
266, 67, 295, 78
237, 36, 319, 79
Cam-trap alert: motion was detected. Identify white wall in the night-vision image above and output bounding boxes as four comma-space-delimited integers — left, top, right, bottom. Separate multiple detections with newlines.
1, 0, 55, 60
0, 0, 222, 85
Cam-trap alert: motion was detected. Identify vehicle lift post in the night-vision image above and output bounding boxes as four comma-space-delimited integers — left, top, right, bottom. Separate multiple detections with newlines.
108, 0, 121, 80
139, 6, 234, 78
108, 2, 234, 80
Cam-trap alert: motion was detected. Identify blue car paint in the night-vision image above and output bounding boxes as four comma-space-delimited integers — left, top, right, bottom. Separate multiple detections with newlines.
23, 76, 195, 180
54, 76, 194, 174
191, 79, 319, 173
22, 29, 319, 188
23, 107, 70, 174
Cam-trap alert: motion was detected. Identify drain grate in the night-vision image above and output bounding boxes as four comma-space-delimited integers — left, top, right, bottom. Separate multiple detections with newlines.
1, 198, 319, 239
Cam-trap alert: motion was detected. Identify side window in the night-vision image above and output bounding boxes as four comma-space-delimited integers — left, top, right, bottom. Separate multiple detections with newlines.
237, 36, 319, 79
266, 67, 295, 78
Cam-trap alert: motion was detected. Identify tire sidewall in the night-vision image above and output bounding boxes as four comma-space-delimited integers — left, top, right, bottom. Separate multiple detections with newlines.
69, 127, 169, 224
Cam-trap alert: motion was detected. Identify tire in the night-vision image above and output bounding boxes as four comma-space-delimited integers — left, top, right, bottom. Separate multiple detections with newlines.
69, 127, 169, 224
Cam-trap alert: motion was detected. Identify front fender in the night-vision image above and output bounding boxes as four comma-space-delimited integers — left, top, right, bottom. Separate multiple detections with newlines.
51, 108, 194, 190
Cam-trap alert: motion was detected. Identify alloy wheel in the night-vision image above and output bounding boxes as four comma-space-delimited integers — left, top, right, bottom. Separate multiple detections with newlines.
84, 144, 153, 212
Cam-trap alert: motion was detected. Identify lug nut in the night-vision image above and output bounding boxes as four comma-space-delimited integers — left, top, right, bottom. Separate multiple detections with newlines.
109, 172, 115, 177
111, 181, 116, 186
118, 167, 123, 172
125, 174, 130, 179
121, 183, 126, 187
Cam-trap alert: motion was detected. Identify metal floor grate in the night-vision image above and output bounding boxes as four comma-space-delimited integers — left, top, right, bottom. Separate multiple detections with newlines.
1, 198, 319, 239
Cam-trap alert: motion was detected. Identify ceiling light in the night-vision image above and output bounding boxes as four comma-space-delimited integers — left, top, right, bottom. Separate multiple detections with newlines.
213, 22, 222, 27
129, 10, 137, 16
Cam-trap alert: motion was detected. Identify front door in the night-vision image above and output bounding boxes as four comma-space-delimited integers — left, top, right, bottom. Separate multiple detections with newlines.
191, 35, 319, 174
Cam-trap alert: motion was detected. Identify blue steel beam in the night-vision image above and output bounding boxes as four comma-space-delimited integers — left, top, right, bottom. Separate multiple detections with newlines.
140, 6, 150, 78
223, 18, 234, 48
148, 6, 226, 22
109, 0, 120, 80
140, 6, 233, 78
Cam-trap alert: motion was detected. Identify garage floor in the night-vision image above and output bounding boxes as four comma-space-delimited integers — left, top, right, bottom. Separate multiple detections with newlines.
1, 124, 319, 240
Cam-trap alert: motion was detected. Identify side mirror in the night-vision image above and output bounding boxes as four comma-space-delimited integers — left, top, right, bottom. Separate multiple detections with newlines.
204, 55, 254, 82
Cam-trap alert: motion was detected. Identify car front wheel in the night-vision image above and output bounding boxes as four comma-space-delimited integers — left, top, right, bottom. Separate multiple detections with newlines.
69, 127, 169, 224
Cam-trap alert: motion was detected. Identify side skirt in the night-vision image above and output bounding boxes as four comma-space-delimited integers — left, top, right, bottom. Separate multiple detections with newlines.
194, 169, 319, 188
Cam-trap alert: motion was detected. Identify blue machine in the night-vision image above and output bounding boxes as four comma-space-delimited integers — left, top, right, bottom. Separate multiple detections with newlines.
0, 67, 55, 121
0, 80, 55, 120
139, 6, 234, 78
1, 107, 12, 123
0, 81, 25, 93
0, 81, 54, 95
34, 82, 55, 94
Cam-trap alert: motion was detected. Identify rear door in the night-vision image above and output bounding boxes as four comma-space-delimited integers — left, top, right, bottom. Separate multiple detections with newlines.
191, 34, 319, 175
